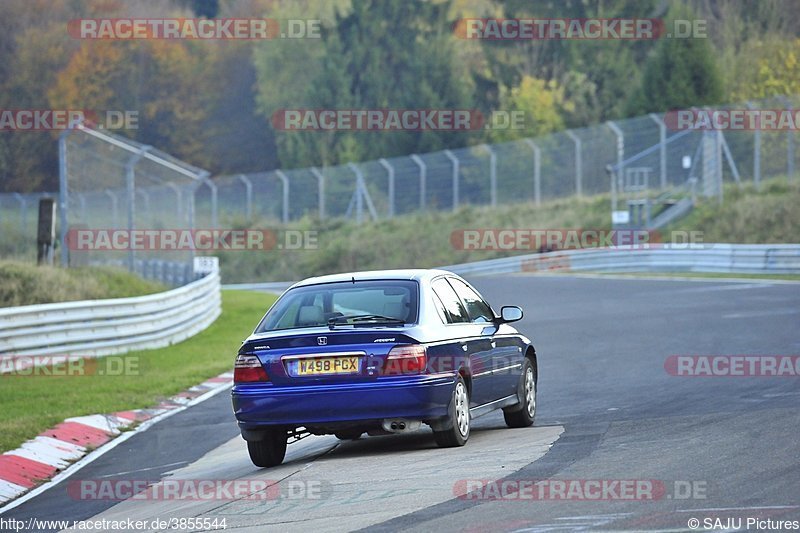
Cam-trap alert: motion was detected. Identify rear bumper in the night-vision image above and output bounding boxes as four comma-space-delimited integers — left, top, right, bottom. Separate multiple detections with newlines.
232, 373, 455, 429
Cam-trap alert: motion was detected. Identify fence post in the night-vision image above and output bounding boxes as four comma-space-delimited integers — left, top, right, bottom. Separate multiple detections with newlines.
606, 121, 624, 197
523, 139, 541, 206
124, 146, 152, 271
648, 113, 667, 189
779, 97, 795, 181
565, 131, 583, 197
136, 188, 151, 220
746, 102, 761, 188
199, 175, 217, 228
410, 154, 426, 210
309, 168, 325, 219
479, 144, 497, 206
443, 150, 460, 210
236, 174, 253, 220
165, 183, 184, 222
104, 189, 118, 227
274, 170, 290, 223
378, 158, 395, 218
58, 130, 70, 267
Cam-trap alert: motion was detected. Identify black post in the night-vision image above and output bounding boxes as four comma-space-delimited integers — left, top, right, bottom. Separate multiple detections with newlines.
37, 197, 56, 265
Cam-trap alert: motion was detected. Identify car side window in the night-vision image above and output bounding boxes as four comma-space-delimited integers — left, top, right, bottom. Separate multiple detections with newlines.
431, 278, 470, 323
447, 278, 494, 323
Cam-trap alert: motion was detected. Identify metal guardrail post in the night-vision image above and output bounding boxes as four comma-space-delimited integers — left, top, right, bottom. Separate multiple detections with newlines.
236, 174, 254, 220
648, 113, 668, 189
479, 144, 497, 206
309, 168, 325, 219
443, 150, 460, 210
274, 170, 290, 223
409, 154, 426, 210
378, 158, 395, 218
523, 139, 541, 206
565, 131, 583, 197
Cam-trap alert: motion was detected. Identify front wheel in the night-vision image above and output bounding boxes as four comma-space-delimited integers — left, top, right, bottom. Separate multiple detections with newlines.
433, 375, 470, 447
247, 428, 288, 468
503, 358, 536, 428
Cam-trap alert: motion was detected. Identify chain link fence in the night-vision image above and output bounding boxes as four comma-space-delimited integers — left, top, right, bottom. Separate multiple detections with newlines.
0, 96, 797, 271
57, 125, 209, 285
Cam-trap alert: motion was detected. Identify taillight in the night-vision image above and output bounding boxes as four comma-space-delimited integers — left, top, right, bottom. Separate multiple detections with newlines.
234, 354, 269, 383
382, 345, 427, 375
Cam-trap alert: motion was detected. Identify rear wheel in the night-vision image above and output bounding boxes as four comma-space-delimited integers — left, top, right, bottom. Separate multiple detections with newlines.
503, 358, 536, 428
247, 428, 288, 468
433, 375, 470, 447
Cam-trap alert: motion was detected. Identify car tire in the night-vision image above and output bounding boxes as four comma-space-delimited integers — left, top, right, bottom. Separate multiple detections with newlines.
334, 430, 363, 441
247, 428, 288, 468
433, 375, 470, 447
503, 358, 536, 428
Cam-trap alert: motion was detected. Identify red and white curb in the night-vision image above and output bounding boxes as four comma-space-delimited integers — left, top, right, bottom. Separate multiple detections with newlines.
0, 371, 233, 509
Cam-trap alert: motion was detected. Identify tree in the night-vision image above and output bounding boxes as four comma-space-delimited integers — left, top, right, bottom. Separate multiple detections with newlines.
258, 0, 475, 168
626, 6, 724, 115
487, 76, 565, 143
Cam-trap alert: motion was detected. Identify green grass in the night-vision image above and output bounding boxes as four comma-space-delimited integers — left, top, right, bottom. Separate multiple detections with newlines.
0, 261, 166, 307
0, 290, 275, 453
217, 177, 799, 282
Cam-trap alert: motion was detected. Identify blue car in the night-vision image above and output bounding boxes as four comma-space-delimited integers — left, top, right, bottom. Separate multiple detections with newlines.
231, 269, 537, 467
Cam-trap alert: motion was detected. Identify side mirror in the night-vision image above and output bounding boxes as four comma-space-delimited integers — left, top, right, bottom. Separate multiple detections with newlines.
499, 305, 523, 323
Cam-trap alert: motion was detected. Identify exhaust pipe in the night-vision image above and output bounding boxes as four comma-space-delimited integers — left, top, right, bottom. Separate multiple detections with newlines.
382, 419, 421, 433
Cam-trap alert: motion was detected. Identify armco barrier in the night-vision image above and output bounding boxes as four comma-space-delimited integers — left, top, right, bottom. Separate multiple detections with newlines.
0, 264, 221, 362
442, 244, 800, 277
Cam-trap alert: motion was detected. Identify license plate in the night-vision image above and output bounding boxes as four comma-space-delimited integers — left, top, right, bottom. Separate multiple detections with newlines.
296, 356, 360, 376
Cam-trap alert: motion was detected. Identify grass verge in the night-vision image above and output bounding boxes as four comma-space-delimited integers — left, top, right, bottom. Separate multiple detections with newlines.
0, 262, 166, 307
217, 177, 799, 282
0, 290, 275, 453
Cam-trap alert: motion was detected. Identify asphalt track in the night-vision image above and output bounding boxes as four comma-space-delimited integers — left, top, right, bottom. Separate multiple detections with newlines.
2, 274, 799, 532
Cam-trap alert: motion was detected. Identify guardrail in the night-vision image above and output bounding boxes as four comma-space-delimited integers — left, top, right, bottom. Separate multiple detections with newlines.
0, 259, 221, 362
442, 244, 800, 277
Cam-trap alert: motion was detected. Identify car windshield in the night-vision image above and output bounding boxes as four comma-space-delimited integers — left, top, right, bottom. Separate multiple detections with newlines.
256, 280, 419, 332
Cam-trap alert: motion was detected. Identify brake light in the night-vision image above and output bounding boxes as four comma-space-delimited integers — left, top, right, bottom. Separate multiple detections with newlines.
382, 345, 427, 375
234, 354, 269, 383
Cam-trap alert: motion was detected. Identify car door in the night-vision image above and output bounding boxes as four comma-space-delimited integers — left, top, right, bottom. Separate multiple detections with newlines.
430, 277, 495, 407
447, 277, 520, 402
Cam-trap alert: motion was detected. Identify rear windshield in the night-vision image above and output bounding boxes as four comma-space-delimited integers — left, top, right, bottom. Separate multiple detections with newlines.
256, 280, 419, 332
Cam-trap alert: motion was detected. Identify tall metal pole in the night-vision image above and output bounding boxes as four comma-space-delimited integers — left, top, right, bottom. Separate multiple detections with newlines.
410, 154, 426, 210
310, 167, 325, 219
58, 130, 70, 267
565, 131, 583, 197
649, 113, 667, 189
523, 139, 541, 206
443, 150, 460, 210
606, 121, 624, 197
378, 158, 395, 218
236, 174, 253, 220
274, 170, 290, 223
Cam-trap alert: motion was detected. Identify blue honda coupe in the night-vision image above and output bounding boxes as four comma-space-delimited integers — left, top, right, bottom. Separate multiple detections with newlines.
231, 269, 537, 467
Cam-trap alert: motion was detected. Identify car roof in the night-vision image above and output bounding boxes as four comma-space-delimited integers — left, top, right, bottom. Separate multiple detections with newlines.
288, 269, 454, 289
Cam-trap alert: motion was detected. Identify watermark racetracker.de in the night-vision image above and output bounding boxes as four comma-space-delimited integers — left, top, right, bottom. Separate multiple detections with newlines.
66, 229, 318, 251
